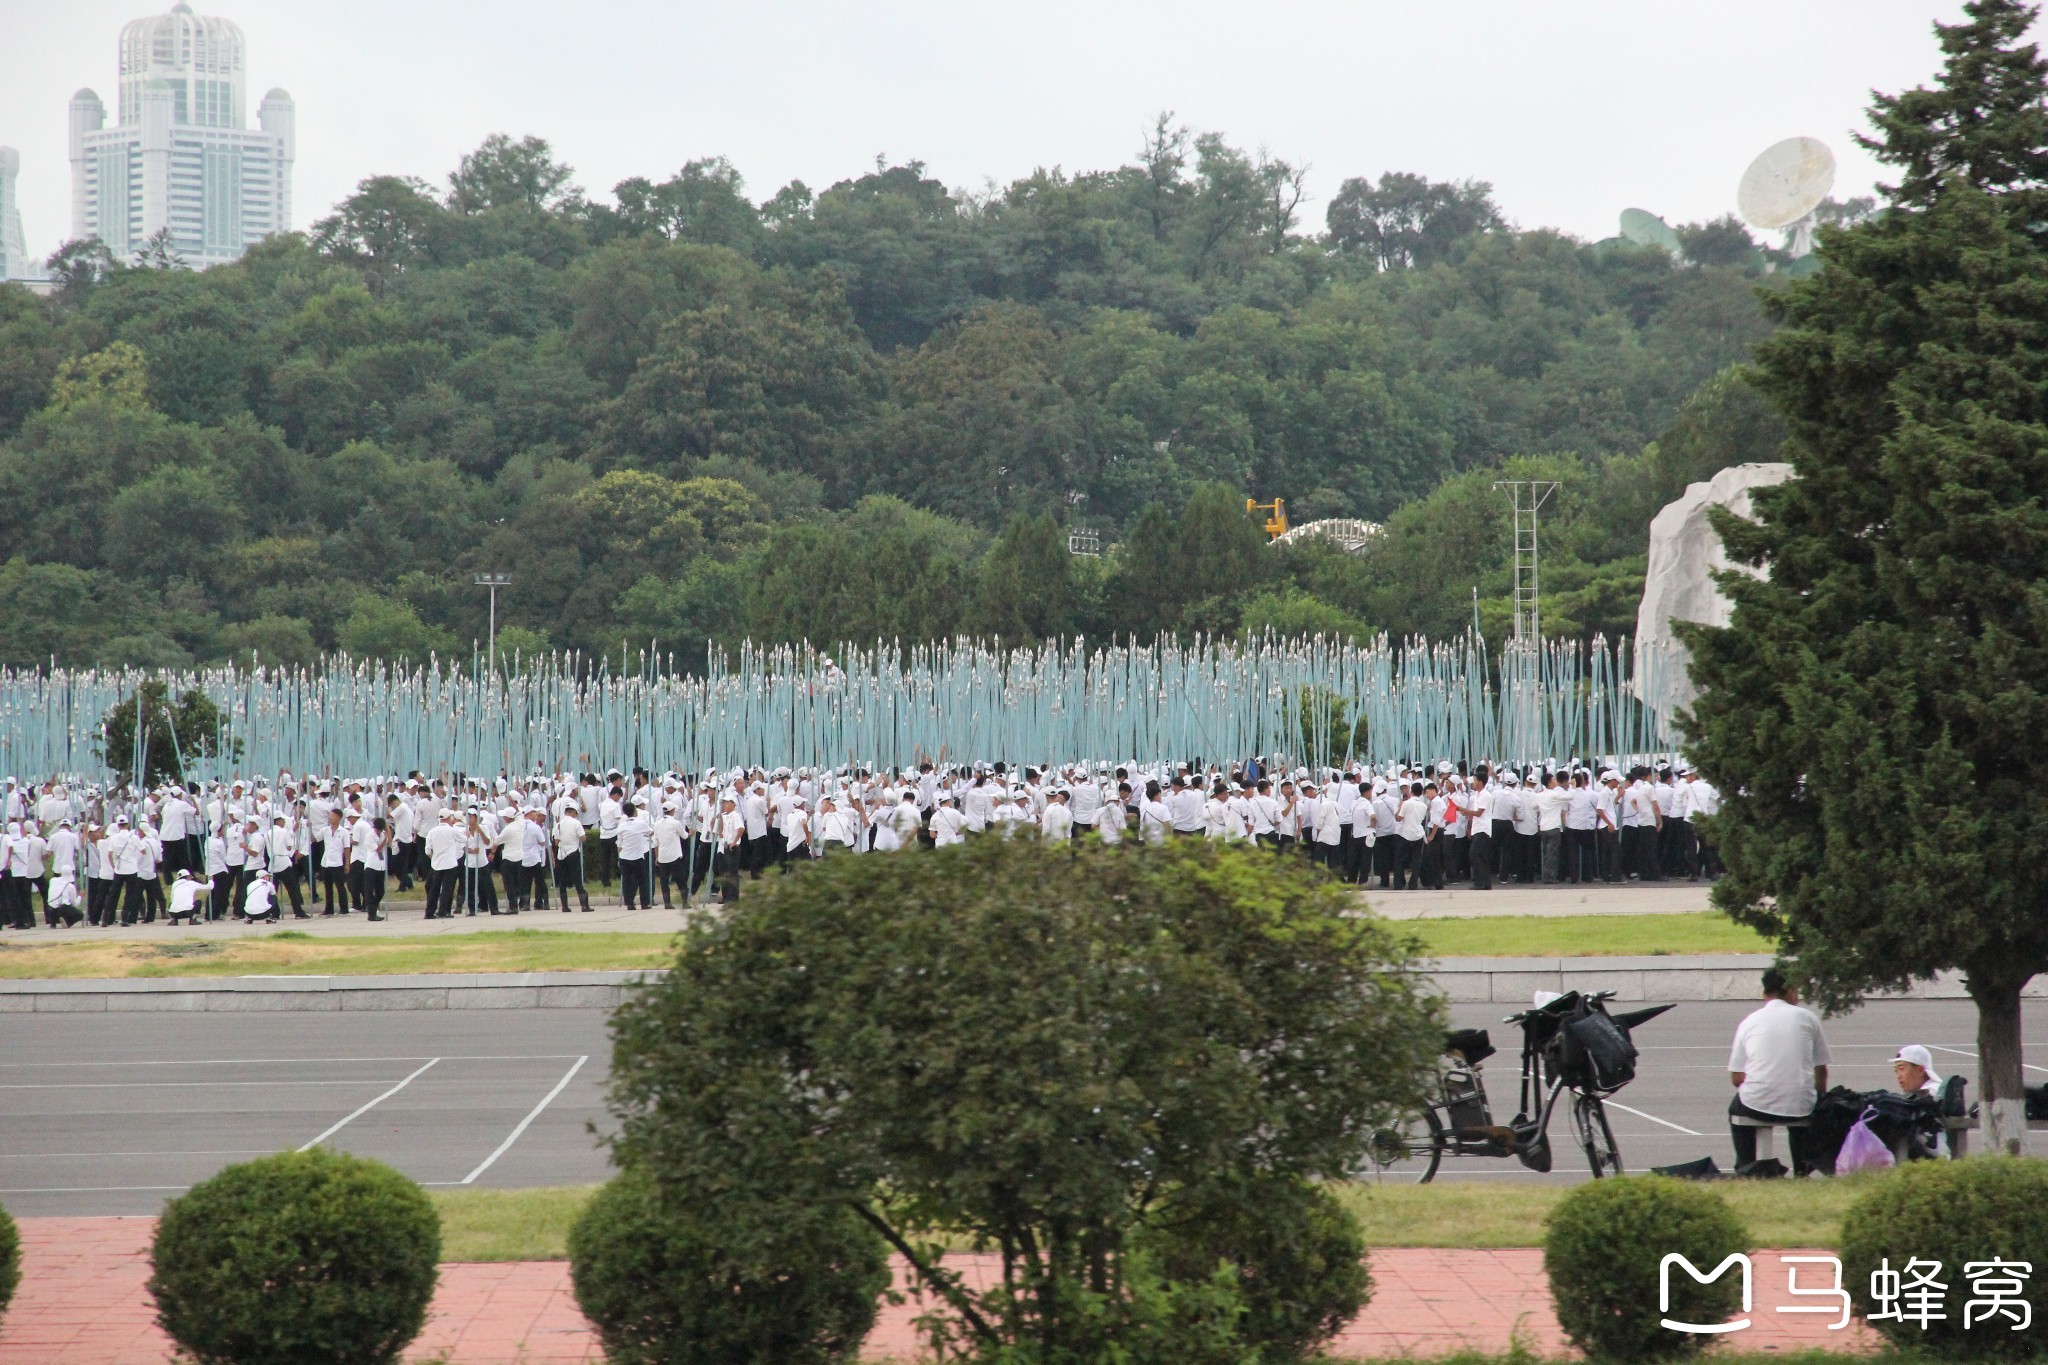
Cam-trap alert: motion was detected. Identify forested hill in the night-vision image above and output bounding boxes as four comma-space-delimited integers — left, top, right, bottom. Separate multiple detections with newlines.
0, 124, 1794, 672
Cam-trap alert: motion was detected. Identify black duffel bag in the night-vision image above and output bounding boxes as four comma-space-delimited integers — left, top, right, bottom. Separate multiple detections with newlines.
1546, 999, 1639, 1094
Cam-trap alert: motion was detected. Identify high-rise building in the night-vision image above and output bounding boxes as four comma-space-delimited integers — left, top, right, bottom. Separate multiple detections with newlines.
0, 147, 27, 281
69, 2, 293, 267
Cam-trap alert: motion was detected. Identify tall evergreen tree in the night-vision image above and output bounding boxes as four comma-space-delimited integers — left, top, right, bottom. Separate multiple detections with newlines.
975, 512, 1076, 641
1682, 0, 2048, 1151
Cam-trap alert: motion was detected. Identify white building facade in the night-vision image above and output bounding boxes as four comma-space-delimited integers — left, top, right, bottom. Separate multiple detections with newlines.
0, 147, 27, 280
69, 2, 293, 267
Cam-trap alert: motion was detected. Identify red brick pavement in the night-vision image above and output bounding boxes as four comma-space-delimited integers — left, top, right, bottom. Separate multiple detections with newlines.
0, 1218, 1877, 1362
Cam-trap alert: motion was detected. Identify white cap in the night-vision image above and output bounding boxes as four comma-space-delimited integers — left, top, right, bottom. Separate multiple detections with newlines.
1893, 1045, 1935, 1071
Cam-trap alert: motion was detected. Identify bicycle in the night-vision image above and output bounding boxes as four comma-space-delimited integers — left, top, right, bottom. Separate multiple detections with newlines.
1366, 989, 1675, 1183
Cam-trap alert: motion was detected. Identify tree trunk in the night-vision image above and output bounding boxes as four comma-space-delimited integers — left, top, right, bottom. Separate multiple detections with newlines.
1968, 972, 2027, 1156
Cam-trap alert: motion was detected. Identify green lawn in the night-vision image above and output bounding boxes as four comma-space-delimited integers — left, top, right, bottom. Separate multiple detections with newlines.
428, 1176, 1873, 1263
0, 929, 677, 979
1402, 911, 1771, 958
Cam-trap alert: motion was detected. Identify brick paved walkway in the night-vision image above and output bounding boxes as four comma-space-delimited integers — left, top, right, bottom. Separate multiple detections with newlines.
0, 1218, 1875, 1361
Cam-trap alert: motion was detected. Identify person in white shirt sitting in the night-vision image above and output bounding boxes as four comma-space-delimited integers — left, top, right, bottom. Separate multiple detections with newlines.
1728, 968, 1832, 1174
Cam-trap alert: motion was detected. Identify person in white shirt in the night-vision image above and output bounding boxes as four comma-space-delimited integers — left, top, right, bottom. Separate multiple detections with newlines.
887, 792, 923, 850
1890, 1045, 1952, 1159
1392, 783, 1428, 890
715, 795, 746, 903
1562, 772, 1597, 885
1594, 772, 1623, 883
1095, 784, 1129, 846
358, 816, 392, 920
1534, 772, 1570, 883
241, 867, 278, 924
1040, 789, 1073, 842
1683, 766, 1722, 880
164, 869, 210, 926
497, 808, 530, 912
1169, 776, 1206, 837
616, 801, 654, 909
423, 811, 466, 919
45, 862, 83, 927
929, 793, 967, 848
553, 804, 593, 912
1137, 781, 1172, 846
521, 808, 549, 908
318, 809, 350, 916
1727, 968, 1831, 1174
1621, 767, 1664, 882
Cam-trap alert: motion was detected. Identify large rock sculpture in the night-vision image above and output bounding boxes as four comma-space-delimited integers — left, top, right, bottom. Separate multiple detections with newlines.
1634, 461, 1794, 721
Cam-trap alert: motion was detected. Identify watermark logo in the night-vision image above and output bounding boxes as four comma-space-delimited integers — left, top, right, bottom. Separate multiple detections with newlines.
1662, 1255, 2031, 1335
1660, 1253, 1751, 1334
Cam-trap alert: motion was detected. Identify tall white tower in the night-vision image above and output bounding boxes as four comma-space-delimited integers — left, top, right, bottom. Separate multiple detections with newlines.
69, 2, 294, 267
0, 147, 26, 281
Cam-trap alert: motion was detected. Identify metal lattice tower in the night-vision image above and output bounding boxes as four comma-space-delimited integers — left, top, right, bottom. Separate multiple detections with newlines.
1493, 480, 1560, 642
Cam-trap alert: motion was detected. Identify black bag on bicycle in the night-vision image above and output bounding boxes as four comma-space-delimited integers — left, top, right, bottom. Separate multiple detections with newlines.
1548, 1001, 1638, 1094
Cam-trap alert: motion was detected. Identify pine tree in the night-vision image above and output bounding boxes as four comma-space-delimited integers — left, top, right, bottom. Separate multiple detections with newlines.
1683, 0, 2048, 1151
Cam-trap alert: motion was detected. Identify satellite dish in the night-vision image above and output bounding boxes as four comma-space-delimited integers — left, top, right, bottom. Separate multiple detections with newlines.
1738, 137, 1835, 257
1618, 208, 1682, 254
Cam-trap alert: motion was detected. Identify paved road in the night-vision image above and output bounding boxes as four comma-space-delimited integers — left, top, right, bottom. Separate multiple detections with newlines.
3, 995, 2037, 1219
0, 1009, 614, 1218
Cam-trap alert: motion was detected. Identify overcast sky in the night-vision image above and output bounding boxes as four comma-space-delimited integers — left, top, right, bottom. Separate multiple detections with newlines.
0, 1, 2010, 268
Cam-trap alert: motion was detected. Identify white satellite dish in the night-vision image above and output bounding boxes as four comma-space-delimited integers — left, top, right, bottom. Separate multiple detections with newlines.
1737, 137, 1836, 257
1618, 208, 1682, 255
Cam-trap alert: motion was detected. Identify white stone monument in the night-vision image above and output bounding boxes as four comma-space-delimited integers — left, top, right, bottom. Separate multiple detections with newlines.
1634, 461, 1793, 719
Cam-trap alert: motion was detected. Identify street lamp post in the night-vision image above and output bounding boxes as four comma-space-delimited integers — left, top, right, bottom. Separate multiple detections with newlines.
474, 573, 511, 673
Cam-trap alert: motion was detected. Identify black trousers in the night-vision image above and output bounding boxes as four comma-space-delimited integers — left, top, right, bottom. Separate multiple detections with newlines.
87, 877, 115, 925
501, 860, 528, 911
1392, 837, 1422, 889
618, 853, 653, 909
596, 836, 618, 885
44, 891, 81, 928
424, 866, 454, 918
656, 858, 686, 905
714, 845, 742, 903
1469, 831, 1494, 889
320, 864, 348, 912
1729, 1095, 1816, 1175
1418, 836, 1445, 889
274, 865, 306, 915
1623, 825, 1663, 880
1490, 819, 1517, 881
361, 867, 387, 917
553, 851, 591, 911
1596, 828, 1622, 882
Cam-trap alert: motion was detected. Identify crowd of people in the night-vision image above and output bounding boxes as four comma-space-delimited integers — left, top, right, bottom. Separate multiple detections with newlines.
0, 754, 1720, 930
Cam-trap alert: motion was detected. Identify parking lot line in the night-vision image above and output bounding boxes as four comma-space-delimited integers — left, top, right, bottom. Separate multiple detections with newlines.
1598, 1099, 1702, 1135
298, 1058, 441, 1151
447, 1056, 588, 1186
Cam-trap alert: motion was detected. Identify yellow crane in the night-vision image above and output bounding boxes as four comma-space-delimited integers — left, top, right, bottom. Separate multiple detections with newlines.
1246, 497, 1289, 541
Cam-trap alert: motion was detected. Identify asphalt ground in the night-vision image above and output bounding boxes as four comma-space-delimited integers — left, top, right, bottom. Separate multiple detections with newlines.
2, 997, 2041, 1219
0, 1008, 614, 1218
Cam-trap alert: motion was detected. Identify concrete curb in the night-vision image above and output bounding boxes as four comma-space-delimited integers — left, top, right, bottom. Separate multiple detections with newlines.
0, 958, 2029, 1012
0, 970, 656, 1013
1429, 955, 2043, 1003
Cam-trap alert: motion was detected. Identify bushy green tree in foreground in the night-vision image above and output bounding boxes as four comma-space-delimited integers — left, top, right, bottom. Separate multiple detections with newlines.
1682, 0, 2048, 1153
605, 836, 1442, 1362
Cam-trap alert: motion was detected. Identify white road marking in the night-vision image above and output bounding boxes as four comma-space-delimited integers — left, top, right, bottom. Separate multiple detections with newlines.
0, 1184, 193, 1194
1599, 1099, 1703, 1135
0, 1150, 276, 1160
0, 1079, 400, 1090
298, 1058, 440, 1151
456, 1056, 588, 1185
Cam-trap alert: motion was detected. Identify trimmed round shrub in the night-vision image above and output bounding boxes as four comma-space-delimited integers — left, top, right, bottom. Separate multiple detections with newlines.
0, 1202, 19, 1320
1139, 1175, 1369, 1361
1840, 1157, 2048, 1360
1544, 1174, 1748, 1362
148, 1149, 440, 1365
568, 1166, 890, 1365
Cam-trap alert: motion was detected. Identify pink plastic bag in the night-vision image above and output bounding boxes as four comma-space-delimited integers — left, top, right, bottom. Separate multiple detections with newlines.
1836, 1108, 1895, 1173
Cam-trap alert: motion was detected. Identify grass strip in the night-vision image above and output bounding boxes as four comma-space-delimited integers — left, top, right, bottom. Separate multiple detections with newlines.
1402, 911, 1771, 958
428, 1177, 1878, 1264
1334, 1175, 1875, 1249
0, 929, 677, 979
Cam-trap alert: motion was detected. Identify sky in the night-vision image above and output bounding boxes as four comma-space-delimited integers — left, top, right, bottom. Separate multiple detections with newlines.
0, 0, 2015, 268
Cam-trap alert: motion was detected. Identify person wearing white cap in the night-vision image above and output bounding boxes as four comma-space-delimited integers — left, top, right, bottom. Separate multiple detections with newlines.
1891, 1045, 1952, 1158
554, 800, 594, 912
44, 858, 83, 928
241, 867, 278, 924
164, 869, 210, 926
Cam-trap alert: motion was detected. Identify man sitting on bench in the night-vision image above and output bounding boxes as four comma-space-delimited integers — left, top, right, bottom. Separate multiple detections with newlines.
1728, 967, 1832, 1175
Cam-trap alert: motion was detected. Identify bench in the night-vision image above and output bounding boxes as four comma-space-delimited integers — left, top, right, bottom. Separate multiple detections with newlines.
1729, 1112, 1806, 1164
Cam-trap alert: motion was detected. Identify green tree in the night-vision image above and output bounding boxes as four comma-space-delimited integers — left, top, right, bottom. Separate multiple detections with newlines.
1680, 0, 2048, 1153
974, 511, 1077, 639
100, 679, 239, 785
338, 595, 459, 666
605, 836, 1440, 1362
1324, 173, 1503, 270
